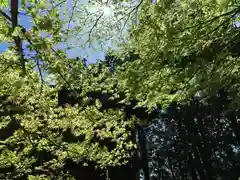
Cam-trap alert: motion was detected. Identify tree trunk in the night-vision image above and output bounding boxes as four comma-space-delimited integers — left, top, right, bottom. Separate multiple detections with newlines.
138, 126, 150, 180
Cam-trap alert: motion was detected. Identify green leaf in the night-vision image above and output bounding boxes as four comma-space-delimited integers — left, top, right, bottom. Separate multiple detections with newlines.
0, 0, 8, 7
12, 26, 22, 37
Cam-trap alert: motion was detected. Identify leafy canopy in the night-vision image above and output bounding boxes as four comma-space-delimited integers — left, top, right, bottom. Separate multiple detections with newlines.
116, 0, 240, 109
0, 0, 138, 179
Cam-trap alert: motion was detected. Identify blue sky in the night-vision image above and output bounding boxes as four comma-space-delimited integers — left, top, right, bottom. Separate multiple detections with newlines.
0, 43, 10, 52
0, 0, 140, 64
0, 2, 106, 64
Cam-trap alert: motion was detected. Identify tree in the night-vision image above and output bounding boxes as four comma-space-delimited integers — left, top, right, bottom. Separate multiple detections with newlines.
144, 89, 240, 180
1, 0, 240, 180
58, 54, 160, 180
111, 1, 240, 179
116, 0, 240, 110
0, 1, 152, 179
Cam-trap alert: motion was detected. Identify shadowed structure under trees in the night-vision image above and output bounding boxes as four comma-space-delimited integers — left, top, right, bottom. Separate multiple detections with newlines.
144, 89, 240, 180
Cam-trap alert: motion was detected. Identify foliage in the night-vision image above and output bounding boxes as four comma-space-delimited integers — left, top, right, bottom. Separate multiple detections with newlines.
0, 51, 138, 179
0, 1, 139, 179
1, 0, 240, 180
0, 15, 11, 42
0, 0, 8, 8
117, 0, 240, 110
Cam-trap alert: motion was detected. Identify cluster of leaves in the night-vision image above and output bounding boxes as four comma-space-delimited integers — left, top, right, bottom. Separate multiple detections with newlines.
111, 1, 240, 179
0, 51, 138, 179
0, 1, 139, 179
116, 0, 240, 110
1, 0, 240, 179
0, 15, 11, 42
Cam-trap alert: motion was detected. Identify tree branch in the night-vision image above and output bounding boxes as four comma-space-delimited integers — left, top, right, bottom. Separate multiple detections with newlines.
10, 0, 26, 75
0, 9, 11, 22
66, 0, 78, 33
88, 12, 104, 46
181, 6, 240, 33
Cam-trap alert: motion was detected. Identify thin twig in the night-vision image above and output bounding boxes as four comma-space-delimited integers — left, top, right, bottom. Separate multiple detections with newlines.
180, 6, 240, 32
24, 33, 74, 91
66, 0, 78, 33
36, 58, 44, 95
88, 12, 104, 46
199, 10, 239, 39
18, 14, 77, 94
54, 0, 67, 8
120, 0, 143, 35
0, 9, 11, 22
87, 0, 112, 46
0, 9, 45, 95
